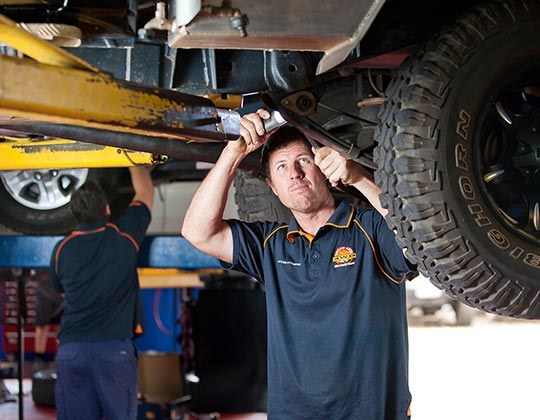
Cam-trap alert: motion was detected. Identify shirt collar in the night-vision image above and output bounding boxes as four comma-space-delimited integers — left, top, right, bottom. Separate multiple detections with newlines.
286, 201, 355, 242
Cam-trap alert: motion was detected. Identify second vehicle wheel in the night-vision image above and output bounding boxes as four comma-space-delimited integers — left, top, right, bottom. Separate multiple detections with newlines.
374, 0, 540, 319
0, 167, 129, 234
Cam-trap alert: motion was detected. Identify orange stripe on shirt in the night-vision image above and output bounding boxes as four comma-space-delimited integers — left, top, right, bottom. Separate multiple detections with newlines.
107, 223, 140, 251
264, 225, 289, 248
55, 227, 106, 274
354, 220, 402, 285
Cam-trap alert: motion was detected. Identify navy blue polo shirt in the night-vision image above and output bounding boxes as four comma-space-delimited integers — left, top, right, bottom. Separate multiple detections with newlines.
222, 201, 415, 420
49, 201, 151, 344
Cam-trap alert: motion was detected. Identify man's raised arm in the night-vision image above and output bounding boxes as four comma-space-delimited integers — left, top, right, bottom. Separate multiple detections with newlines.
181, 109, 272, 263
129, 166, 155, 212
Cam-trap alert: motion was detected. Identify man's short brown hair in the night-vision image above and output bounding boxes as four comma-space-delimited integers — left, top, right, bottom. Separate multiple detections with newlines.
70, 180, 108, 225
261, 126, 312, 177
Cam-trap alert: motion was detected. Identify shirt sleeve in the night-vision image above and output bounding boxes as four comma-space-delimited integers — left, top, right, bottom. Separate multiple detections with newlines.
49, 241, 64, 293
219, 219, 272, 283
362, 209, 417, 281
114, 201, 152, 245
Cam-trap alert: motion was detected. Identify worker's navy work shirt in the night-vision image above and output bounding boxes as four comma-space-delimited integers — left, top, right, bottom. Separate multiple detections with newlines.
49, 201, 151, 344
222, 201, 415, 420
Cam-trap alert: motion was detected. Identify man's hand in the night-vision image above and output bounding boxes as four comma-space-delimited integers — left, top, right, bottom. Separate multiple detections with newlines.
226, 109, 275, 156
313, 147, 367, 187
313, 146, 387, 216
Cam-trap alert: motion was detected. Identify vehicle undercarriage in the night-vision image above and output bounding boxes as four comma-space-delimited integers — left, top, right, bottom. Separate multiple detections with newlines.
1, 0, 540, 319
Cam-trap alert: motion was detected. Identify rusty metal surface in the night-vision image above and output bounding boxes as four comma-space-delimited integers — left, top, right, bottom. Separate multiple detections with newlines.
0, 54, 239, 142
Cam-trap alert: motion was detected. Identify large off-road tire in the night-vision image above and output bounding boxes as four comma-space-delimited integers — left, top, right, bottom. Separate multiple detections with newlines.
374, 0, 540, 319
0, 168, 128, 234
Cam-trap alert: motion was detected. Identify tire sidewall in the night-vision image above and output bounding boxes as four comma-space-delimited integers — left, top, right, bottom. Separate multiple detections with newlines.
0, 172, 83, 234
0, 168, 128, 234
441, 18, 540, 285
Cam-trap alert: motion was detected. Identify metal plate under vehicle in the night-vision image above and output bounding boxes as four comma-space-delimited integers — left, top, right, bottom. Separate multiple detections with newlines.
169, 0, 385, 74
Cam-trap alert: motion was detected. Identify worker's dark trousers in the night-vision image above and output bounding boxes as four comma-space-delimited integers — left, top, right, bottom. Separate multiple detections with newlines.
55, 339, 138, 420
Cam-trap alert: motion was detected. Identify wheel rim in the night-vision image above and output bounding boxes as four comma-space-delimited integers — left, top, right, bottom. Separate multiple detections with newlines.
477, 71, 540, 245
0, 168, 89, 211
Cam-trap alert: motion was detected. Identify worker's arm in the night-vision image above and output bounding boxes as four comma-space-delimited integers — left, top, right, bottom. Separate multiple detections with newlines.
182, 109, 272, 264
313, 147, 387, 217
129, 166, 154, 212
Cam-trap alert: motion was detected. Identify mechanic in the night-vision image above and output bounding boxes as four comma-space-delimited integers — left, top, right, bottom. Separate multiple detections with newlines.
182, 109, 416, 420
50, 166, 154, 420
33, 269, 64, 372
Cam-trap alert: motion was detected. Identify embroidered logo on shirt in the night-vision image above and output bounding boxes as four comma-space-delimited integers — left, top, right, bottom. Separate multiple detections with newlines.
332, 246, 356, 268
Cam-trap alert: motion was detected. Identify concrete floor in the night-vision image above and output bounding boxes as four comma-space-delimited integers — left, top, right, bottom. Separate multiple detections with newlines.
0, 379, 55, 420
409, 314, 540, 420
0, 382, 267, 420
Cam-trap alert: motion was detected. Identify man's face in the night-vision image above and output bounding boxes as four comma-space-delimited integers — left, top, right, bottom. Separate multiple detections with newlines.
265, 139, 333, 213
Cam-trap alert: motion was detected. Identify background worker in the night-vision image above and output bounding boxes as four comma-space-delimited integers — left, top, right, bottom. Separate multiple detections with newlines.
182, 110, 416, 420
50, 166, 154, 420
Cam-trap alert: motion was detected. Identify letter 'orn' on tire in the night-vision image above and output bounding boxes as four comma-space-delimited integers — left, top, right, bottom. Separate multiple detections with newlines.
374, 0, 540, 319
